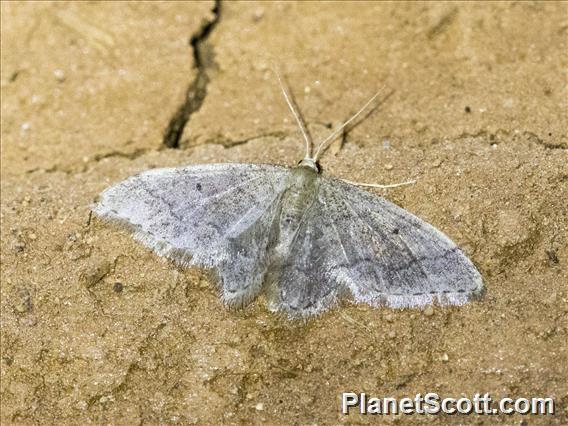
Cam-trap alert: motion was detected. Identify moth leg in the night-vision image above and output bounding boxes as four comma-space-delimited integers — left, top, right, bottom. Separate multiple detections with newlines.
340, 178, 416, 189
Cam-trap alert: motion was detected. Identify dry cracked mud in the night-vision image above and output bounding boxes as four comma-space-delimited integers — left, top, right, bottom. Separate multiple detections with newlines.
1, 2, 567, 425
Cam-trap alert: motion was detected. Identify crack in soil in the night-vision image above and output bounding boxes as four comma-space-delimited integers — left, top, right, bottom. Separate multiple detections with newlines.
162, 0, 222, 149
23, 148, 151, 175
456, 129, 567, 150
91, 148, 150, 162
190, 131, 289, 149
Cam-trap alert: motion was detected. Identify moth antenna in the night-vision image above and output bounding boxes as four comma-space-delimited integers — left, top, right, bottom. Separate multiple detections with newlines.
313, 86, 385, 162
274, 66, 314, 159
341, 178, 416, 189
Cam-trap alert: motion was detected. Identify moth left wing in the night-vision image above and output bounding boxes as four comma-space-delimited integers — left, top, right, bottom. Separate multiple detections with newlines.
93, 163, 289, 306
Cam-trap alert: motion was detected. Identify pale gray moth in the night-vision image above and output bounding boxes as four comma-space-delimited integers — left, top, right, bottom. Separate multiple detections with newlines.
93, 75, 483, 318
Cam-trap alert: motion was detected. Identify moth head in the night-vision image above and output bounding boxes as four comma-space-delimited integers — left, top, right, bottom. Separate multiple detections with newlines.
297, 157, 320, 173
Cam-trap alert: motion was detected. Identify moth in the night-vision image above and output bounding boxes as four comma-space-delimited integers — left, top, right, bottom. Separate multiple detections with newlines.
93, 74, 483, 318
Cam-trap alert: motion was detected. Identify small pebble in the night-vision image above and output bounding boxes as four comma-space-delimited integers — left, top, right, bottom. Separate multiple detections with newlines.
79, 259, 111, 288
252, 8, 264, 22
53, 69, 66, 82
423, 305, 434, 317
255, 402, 264, 411
14, 288, 32, 314
441, 353, 449, 362
431, 159, 442, 168
23, 316, 37, 327
546, 249, 559, 264
15, 303, 29, 313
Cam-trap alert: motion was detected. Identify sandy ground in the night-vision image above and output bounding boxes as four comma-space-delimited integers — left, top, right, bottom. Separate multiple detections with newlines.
1, 1, 567, 424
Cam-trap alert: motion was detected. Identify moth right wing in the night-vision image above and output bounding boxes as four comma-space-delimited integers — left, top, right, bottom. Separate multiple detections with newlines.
319, 178, 483, 308
268, 176, 483, 317
93, 163, 289, 306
